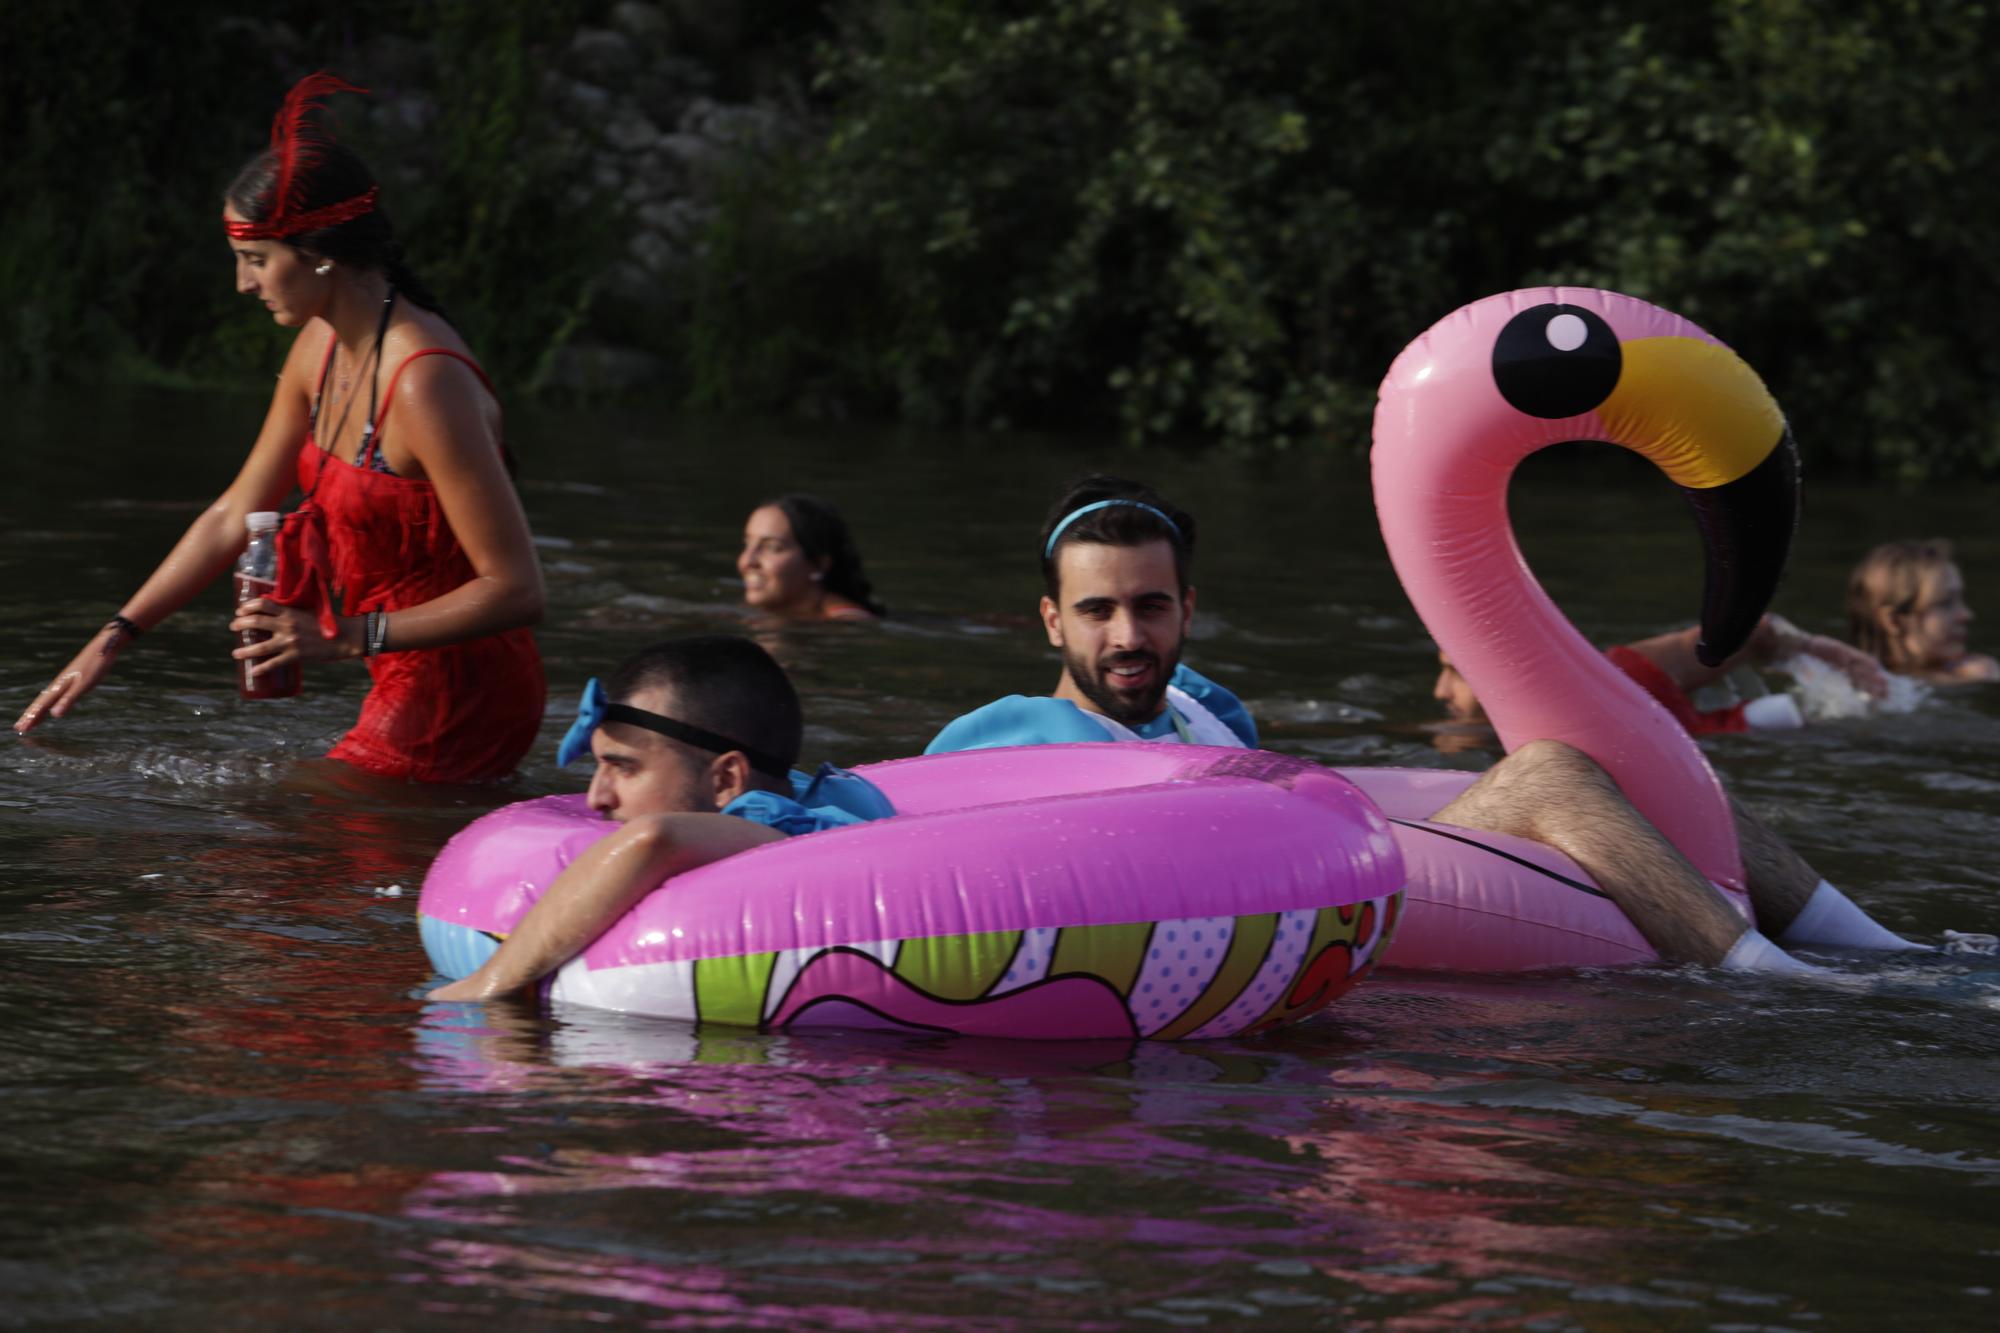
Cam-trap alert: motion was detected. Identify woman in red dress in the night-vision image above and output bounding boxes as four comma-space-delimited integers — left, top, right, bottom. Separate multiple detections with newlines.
15, 75, 546, 783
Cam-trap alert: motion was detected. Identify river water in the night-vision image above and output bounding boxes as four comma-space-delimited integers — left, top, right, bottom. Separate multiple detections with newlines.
5, 385, 1999, 1328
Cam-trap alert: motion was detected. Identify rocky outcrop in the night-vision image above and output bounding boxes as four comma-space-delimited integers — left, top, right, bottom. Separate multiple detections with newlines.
540, 6, 798, 392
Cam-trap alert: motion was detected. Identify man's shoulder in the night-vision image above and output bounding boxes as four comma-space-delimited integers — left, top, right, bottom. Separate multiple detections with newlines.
925, 695, 1109, 753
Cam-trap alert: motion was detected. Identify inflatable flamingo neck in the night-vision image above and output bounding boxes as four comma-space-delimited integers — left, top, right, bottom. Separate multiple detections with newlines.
1372, 288, 1751, 890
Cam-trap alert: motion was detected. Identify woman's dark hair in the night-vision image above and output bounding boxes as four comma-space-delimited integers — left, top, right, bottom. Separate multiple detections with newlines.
226, 92, 521, 473
766, 494, 885, 617
226, 141, 447, 317
1038, 475, 1196, 598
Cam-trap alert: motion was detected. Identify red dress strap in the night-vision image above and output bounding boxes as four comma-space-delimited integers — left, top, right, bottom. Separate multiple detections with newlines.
363, 348, 499, 471
376, 349, 497, 428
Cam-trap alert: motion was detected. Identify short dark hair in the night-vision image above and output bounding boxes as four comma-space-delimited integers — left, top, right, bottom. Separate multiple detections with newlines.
1037, 474, 1196, 598
605, 635, 802, 787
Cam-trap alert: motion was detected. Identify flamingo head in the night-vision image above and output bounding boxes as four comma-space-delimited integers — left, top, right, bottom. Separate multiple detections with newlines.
1377, 288, 1800, 668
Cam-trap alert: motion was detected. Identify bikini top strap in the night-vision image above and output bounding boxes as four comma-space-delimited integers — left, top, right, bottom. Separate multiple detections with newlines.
308, 330, 340, 430
365, 348, 500, 468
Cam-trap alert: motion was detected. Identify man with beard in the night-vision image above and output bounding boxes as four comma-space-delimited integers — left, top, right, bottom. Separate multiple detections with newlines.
925, 475, 1929, 970
926, 476, 1254, 752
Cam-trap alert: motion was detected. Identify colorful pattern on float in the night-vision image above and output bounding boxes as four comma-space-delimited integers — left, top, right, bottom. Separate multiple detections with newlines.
535, 898, 1399, 1040
421, 745, 1405, 1040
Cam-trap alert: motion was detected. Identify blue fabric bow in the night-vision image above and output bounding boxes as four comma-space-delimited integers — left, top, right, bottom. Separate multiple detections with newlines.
556, 678, 610, 767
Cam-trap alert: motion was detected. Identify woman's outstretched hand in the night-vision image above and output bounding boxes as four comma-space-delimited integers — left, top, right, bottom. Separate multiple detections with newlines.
231, 597, 362, 674
15, 625, 131, 734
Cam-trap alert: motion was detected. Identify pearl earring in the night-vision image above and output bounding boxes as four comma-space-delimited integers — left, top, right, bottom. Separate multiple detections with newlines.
315, 262, 333, 276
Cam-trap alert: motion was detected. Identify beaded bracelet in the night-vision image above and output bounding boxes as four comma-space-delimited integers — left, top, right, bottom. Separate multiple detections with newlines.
106, 614, 143, 639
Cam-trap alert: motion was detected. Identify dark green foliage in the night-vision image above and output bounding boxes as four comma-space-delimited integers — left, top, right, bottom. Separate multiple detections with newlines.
1, 2, 284, 383
400, 0, 621, 392
694, 0, 2000, 473
7, 0, 1998, 475
0, 0, 617, 393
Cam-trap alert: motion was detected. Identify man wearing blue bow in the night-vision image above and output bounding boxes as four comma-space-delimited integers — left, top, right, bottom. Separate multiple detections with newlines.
432, 635, 890, 1001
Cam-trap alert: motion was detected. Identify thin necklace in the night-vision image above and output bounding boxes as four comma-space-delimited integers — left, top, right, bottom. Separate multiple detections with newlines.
322, 286, 398, 459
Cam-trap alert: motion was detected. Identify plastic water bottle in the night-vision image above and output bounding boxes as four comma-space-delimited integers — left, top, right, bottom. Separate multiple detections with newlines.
235, 512, 301, 700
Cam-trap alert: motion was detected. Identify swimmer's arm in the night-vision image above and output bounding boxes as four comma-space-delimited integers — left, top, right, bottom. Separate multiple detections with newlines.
1621, 615, 1887, 698
17, 329, 321, 732
126, 326, 325, 623
1618, 625, 1735, 694
429, 813, 785, 1002
359, 358, 545, 654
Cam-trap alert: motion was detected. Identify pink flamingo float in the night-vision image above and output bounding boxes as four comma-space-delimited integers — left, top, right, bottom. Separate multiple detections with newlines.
1335, 286, 1799, 969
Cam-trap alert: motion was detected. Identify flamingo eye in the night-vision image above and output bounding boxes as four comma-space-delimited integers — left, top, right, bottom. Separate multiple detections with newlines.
1492, 303, 1621, 419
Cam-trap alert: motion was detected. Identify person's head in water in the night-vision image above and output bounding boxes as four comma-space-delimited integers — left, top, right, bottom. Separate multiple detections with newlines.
1037, 476, 1197, 727
1847, 539, 1981, 678
738, 495, 883, 621
566, 636, 801, 823
1433, 651, 1484, 723
223, 74, 445, 326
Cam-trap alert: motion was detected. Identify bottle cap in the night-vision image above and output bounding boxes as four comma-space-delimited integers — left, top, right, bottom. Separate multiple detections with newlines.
246, 511, 282, 532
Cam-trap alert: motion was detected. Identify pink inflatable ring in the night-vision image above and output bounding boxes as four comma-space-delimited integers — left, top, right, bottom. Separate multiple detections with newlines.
421, 744, 1404, 1040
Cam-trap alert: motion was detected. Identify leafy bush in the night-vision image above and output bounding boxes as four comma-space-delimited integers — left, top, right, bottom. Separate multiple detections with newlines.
693, 0, 2000, 473
0, 0, 617, 393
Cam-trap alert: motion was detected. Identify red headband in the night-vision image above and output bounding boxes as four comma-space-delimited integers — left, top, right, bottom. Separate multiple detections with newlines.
224, 72, 375, 241
225, 187, 378, 240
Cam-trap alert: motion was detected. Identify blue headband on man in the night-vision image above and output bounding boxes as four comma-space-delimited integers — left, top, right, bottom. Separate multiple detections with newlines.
556, 678, 790, 778
1042, 499, 1184, 559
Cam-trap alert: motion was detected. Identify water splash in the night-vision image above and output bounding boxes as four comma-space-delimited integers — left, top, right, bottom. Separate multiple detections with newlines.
1779, 653, 1928, 721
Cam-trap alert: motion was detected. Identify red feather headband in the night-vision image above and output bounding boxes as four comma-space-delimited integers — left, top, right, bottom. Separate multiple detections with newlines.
223, 73, 377, 241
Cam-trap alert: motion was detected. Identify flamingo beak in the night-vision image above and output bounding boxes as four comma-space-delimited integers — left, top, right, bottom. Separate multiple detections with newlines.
1596, 336, 1800, 667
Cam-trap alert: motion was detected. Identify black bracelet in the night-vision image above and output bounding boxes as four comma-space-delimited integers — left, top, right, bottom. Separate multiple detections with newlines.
106, 614, 143, 639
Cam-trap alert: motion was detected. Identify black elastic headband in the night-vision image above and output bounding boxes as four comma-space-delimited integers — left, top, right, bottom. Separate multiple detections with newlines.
602, 703, 791, 780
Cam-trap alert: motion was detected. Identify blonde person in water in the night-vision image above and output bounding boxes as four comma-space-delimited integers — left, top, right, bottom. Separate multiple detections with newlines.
737, 495, 883, 622
1847, 539, 1997, 685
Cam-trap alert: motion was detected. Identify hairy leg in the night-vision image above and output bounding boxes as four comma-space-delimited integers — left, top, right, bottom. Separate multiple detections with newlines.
1428, 740, 1749, 965
1731, 795, 1926, 949
1729, 795, 1816, 936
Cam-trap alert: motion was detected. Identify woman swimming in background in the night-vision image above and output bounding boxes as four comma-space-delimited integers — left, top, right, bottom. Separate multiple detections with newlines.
737, 495, 884, 622
1431, 609, 1890, 745
1848, 539, 1997, 684
1432, 538, 1995, 745
14, 74, 546, 783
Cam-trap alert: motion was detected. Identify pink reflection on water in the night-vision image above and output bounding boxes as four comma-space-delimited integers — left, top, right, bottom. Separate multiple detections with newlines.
405, 1237, 990, 1330
402, 990, 1665, 1327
